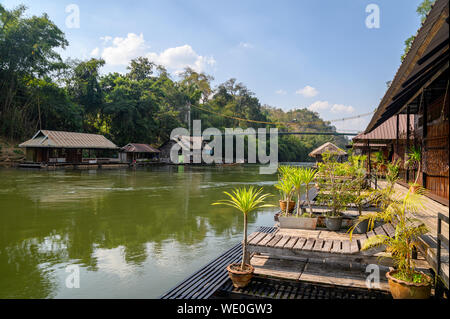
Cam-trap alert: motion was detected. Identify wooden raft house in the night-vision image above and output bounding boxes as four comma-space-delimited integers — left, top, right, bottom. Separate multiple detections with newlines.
363, 0, 449, 206
119, 143, 160, 164
309, 142, 347, 163
361, 0, 449, 291
352, 115, 415, 173
19, 130, 121, 168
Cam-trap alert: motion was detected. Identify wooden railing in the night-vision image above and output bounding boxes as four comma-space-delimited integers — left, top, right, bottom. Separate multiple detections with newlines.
436, 212, 449, 295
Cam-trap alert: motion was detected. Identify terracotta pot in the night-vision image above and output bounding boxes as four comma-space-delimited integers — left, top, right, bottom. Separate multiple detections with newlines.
279, 200, 295, 213
226, 263, 254, 288
386, 270, 432, 299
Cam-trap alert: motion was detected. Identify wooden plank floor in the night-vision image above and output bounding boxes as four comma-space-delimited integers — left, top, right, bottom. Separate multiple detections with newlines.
247, 224, 395, 267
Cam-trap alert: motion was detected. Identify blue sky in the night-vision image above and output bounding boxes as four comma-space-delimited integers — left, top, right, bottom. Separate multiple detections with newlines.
1, 0, 424, 131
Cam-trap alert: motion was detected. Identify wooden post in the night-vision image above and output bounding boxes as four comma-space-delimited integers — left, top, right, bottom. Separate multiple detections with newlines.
367, 139, 371, 174
396, 114, 399, 160
406, 105, 410, 182
422, 91, 427, 189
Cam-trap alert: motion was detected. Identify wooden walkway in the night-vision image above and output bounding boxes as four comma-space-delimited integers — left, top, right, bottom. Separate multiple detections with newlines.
376, 180, 449, 288
247, 223, 396, 267
160, 226, 276, 299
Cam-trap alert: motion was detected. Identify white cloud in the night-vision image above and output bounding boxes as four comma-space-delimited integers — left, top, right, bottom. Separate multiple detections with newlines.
308, 101, 355, 114
96, 33, 215, 73
101, 33, 148, 65
100, 36, 113, 44
308, 100, 330, 112
296, 85, 318, 98
146, 44, 216, 73
331, 104, 355, 113
307, 100, 363, 132
239, 42, 254, 49
275, 89, 287, 95
90, 47, 100, 57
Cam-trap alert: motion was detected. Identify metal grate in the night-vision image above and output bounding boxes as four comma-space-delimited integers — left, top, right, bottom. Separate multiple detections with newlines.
214, 277, 392, 300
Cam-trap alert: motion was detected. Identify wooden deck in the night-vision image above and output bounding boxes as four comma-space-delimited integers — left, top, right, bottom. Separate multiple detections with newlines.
160, 226, 276, 299
376, 180, 449, 288
247, 224, 395, 268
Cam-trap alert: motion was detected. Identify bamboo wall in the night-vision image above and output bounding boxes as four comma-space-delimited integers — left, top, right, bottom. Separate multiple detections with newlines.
421, 93, 449, 202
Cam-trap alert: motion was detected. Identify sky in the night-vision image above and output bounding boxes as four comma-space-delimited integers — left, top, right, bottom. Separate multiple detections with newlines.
1, 0, 425, 132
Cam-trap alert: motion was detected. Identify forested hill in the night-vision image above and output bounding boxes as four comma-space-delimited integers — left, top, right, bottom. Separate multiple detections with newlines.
0, 4, 348, 162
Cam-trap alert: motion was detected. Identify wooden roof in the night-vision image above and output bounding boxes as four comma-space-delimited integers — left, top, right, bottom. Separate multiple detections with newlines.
353, 114, 415, 143
309, 142, 346, 157
365, 0, 449, 133
19, 130, 118, 149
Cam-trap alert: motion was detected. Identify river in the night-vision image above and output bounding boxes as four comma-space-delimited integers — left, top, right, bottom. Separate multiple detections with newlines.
0, 165, 298, 298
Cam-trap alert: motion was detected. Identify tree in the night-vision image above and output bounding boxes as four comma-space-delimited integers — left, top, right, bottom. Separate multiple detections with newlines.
66, 58, 106, 132
0, 4, 68, 139
126, 57, 155, 81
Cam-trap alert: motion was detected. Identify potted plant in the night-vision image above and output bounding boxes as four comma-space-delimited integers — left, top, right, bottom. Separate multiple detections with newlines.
274, 177, 295, 215
316, 152, 353, 231
362, 188, 432, 299
212, 186, 273, 288
405, 146, 422, 193
278, 167, 319, 230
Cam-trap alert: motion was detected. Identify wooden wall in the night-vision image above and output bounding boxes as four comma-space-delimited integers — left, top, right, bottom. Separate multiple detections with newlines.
421, 93, 449, 203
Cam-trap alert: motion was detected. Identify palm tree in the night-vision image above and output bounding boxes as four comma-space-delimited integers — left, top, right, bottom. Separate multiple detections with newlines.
212, 186, 273, 270
405, 145, 422, 186
362, 188, 428, 282
274, 177, 295, 215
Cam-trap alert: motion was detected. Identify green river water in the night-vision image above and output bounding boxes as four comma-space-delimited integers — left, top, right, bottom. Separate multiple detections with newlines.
0, 165, 285, 298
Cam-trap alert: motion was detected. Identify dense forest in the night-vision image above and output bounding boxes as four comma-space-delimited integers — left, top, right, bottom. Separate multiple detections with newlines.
0, 4, 347, 162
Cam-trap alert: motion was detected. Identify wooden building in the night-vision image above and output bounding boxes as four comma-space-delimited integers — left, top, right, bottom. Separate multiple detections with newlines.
159, 136, 212, 164
363, 0, 449, 205
19, 130, 118, 164
119, 143, 160, 163
352, 115, 415, 172
309, 142, 348, 163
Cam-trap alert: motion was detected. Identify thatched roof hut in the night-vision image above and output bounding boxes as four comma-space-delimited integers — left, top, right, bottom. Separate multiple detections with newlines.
309, 142, 347, 163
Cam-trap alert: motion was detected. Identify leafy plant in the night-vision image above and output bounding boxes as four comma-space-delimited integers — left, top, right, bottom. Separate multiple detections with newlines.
405, 145, 422, 186
274, 177, 294, 215
299, 167, 317, 216
288, 167, 305, 216
361, 188, 429, 283
316, 151, 353, 216
212, 186, 273, 270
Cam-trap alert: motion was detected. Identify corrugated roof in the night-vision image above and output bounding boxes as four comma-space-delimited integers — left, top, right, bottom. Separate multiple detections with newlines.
353, 114, 415, 142
121, 143, 160, 153
365, 0, 449, 133
309, 142, 346, 157
19, 130, 118, 149
352, 142, 387, 148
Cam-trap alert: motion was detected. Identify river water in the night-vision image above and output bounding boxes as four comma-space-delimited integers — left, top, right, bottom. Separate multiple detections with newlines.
0, 165, 295, 298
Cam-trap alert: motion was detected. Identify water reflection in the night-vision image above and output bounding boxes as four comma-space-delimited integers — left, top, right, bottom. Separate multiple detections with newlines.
0, 165, 278, 298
